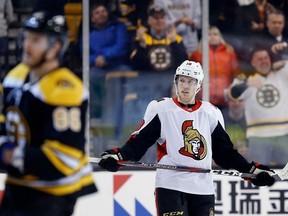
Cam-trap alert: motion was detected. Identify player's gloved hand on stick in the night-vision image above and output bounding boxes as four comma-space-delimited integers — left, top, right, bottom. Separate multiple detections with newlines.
98, 148, 123, 172
246, 161, 275, 186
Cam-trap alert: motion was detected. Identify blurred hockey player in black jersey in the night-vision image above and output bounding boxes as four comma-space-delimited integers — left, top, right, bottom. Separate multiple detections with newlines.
0, 11, 97, 216
99, 60, 275, 216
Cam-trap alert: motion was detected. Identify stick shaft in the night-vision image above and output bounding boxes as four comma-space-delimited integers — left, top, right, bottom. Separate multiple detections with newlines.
89, 157, 256, 178
120, 162, 258, 178
90, 157, 288, 180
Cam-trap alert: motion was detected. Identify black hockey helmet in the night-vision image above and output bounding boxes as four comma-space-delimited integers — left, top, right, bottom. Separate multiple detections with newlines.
23, 11, 68, 36
23, 11, 69, 61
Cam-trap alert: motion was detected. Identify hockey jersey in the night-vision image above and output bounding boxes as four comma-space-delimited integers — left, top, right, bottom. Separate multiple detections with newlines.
120, 97, 250, 195
1, 63, 97, 197
230, 62, 288, 138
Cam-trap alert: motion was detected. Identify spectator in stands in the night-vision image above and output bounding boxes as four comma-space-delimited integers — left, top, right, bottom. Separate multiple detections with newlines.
209, 0, 240, 36
231, 0, 276, 73
190, 26, 239, 110
268, 0, 288, 35
81, 2, 131, 72
0, 0, 13, 78
246, 10, 287, 67
260, 10, 288, 61
229, 47, 288, 166
238, 0, 276, 36
116, 0, 152, 40
82, 3, 131, 119
130, 5, 187, 72
153, 0, 201, 56
97, 0, 153, 56
222, 92, 247, 158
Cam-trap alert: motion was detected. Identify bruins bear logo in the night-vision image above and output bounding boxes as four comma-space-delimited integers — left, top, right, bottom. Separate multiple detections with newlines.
179, 120, 207, 160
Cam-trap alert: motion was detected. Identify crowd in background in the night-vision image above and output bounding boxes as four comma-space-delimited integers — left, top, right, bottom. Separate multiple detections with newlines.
2, 0, 288, 167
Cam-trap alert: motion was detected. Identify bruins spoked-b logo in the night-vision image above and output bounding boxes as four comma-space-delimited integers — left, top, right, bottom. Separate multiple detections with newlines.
179, 120, 207, 160
148, 45, 172, 72
256, 84, 279, 108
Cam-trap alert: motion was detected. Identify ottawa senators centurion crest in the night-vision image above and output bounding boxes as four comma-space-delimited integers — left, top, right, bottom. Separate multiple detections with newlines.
179, 120, 207, 160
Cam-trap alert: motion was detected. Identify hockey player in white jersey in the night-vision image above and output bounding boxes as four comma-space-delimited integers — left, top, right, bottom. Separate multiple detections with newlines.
99, 60, 275, 216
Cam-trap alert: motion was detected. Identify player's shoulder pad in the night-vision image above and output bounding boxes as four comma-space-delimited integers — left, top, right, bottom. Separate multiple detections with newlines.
31, 68, 87, 106
207, 102, 224, 121
147, 97, 169, 110
174, 34, 183, 43
202, 101, 224, 122
201, 101, 222, 114
2, 63, 30, 88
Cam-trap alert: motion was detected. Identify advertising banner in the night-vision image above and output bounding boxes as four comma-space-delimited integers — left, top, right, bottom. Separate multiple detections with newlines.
0, 171, 287, 216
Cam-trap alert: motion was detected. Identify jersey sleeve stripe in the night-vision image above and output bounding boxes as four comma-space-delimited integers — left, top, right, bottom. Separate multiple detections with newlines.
7, 164, 94, 195
41, 140, 87, 176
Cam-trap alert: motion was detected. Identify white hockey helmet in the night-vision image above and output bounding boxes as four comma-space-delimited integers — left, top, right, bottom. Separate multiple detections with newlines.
174, 60, 204, 89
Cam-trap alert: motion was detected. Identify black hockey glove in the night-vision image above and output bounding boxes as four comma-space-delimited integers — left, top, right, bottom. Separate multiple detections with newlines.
246, 161, 275, 186
98, 148, 123, 172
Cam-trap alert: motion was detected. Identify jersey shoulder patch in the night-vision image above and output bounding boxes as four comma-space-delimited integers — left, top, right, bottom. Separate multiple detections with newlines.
35, 68, 86, 106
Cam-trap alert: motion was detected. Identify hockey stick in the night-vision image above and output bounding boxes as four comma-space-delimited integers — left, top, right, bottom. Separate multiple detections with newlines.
89, 157, 288, 180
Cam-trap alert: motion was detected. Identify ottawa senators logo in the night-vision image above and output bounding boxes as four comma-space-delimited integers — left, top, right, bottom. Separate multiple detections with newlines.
179, 120, 207, 160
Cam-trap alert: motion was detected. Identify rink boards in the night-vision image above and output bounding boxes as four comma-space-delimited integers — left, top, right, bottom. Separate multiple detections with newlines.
0, 171, 287, 216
